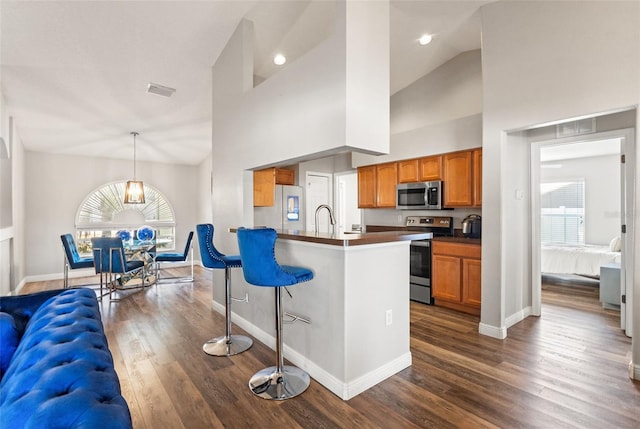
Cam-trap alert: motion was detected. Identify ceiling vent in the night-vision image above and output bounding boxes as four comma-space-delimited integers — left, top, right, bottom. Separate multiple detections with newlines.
146, 83, 176, 97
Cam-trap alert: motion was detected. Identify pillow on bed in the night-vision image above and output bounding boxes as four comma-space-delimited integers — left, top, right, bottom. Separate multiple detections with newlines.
609, 236, 621, 252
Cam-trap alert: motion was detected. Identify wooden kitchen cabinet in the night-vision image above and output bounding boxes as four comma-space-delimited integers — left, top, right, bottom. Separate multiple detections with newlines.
462, 258, 482, 307
398, 156, 442, 183
398, 159, 419, 183
357, 165, 377, 208
376, 162, 398, 207
472, 149, 482, 206
443, 150, 472, 206
253, 167, 295, 207
357, 163, 398, 208
419, 155, 442, 181
432, 240, 481, 316
431, 254, 462, 302
443, 148, 482, 207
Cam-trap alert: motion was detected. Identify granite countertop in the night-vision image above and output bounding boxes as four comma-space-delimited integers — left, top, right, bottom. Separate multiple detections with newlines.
230, 228, 431, 247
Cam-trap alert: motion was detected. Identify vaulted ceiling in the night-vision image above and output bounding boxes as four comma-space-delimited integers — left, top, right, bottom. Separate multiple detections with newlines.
1, 1, 492, 165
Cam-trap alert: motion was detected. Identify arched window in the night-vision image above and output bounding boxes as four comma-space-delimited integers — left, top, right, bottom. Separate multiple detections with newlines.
74, 181, 175, 255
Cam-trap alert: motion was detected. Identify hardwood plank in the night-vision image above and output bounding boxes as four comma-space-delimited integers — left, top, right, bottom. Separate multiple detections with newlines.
15, 267, 640, 428
156, 361, 226, 429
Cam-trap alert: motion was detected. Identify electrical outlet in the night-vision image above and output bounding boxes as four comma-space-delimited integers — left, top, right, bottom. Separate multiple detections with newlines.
385, 309, 393, 326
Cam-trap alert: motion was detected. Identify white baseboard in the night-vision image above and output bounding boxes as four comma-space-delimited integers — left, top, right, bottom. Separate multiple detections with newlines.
12, 278, 26, 295
338, 353, 412, 400
478, 307, 534, 340
479, 322, 507, 339
505, 306, 533, 329
212, 299, 412, 400
25, 268, 96, 283
21, 260, 201, 288
630, 361, 640, 381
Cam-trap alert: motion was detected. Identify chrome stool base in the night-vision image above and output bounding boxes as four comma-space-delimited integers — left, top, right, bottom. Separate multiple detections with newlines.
249, 365, 310, 400
202, 335, 253, 356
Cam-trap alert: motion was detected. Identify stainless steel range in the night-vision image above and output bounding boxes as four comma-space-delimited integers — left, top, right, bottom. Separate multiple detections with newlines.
406, 216, 453, 304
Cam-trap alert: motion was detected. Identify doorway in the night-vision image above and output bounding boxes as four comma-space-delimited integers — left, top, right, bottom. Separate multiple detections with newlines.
334, 171, 362, 234
304, 170, 362, 234
305, 172, 333, 233
531, 127, 635, 337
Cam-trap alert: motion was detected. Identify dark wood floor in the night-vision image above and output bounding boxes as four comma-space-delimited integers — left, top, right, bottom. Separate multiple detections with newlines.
21, 268, 639, 428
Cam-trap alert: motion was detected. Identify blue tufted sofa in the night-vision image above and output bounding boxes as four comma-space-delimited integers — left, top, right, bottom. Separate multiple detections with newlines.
0, 289, 132, 429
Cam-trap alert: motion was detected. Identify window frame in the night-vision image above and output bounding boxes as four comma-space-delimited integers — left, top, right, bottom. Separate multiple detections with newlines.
74, 181, 176, 255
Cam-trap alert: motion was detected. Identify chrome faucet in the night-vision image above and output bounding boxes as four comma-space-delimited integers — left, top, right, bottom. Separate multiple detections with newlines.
315, 204, 336, 233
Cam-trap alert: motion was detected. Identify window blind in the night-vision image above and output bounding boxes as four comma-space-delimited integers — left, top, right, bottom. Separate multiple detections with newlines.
540, 180, 585, 244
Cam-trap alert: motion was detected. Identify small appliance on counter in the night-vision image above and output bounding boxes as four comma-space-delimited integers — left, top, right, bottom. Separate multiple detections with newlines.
461, 214, 481, 238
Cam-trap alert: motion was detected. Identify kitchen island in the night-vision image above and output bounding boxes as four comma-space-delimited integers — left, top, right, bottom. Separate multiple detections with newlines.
229, 228, 429, 400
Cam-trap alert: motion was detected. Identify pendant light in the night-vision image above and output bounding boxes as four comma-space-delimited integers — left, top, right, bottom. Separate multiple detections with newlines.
124, 132, 145, 204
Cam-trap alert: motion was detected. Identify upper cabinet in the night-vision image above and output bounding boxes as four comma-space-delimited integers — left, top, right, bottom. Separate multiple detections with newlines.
443, 151, 472, 206
357, 165, 377, 208
397, 159, 419, 183
376, 162, 398, 208
398, 155, 442, 183
357, 162, 398, 208
472, 149, 482, 206
443, 148, 482, 208
357, 148, 480, 209
253, 167, 295, 207
419, 155, 442, 181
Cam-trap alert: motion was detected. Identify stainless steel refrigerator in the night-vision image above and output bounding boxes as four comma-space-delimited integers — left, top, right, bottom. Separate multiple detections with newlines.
254, 185, 305, 231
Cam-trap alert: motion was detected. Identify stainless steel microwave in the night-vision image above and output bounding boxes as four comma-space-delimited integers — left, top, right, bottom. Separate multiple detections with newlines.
396, 181, 442, 210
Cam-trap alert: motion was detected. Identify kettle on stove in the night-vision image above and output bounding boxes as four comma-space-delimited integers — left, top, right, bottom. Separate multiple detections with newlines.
461, 214, 481, 239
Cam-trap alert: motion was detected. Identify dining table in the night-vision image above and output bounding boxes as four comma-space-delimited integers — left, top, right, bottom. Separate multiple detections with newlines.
117, 239, 157, 288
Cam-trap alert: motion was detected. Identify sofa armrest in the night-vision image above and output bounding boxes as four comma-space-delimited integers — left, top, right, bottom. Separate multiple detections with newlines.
0, 290, 65, 337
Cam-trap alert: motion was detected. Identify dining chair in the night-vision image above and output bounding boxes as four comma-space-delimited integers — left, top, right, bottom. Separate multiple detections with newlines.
91, 237, 146, 301
155, 231, 194, 282
60, 234, 94, 288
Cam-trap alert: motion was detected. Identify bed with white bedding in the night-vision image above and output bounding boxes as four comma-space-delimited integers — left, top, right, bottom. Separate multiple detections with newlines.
541, 243, 621, 278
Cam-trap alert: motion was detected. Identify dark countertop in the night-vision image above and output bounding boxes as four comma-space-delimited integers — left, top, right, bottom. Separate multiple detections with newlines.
432, 236, 481, 246
230, 228, 431, 247
366, 225, 481, 245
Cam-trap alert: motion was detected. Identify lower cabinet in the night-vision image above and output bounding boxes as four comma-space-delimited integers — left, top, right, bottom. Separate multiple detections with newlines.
432, 240, 481, 316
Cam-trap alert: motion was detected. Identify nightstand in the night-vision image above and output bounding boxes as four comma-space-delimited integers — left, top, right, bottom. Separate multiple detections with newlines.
600, 262, 621, 310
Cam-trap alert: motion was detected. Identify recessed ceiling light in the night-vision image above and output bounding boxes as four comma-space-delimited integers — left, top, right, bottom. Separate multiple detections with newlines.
418, 34, 433, 46
273, 54, 287, 66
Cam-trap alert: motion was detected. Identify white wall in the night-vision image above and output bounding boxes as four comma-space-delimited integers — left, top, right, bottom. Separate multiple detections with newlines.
196, 153, 213, 224
24, 151, 199, 279
390, 49, 483, 136
480, 0, 640, 363
1, 86, 27, 294
353, 50, 482, 168
210, 1, 389, 336
353, 49, 483, 229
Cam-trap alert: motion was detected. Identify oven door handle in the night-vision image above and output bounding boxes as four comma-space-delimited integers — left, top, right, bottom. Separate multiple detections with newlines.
410, 240, 431, 248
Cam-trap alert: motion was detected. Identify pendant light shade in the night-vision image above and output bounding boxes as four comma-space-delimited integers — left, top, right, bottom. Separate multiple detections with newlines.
124, 132, 145, 204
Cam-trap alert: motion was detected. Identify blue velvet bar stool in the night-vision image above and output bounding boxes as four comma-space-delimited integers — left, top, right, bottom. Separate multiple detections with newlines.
196, 224, 252, 356
236, 227, 314, 400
